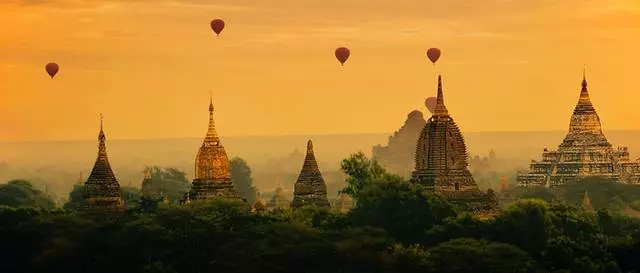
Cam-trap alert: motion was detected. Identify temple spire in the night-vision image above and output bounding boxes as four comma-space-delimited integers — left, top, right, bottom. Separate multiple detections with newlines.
205, 98, 220, 144
306, 140, 313, 154
434, 75, 449, 116
98, 113, 106, 155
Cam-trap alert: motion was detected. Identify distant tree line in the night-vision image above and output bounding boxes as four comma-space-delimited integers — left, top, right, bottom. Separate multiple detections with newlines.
1, 153, 640, 272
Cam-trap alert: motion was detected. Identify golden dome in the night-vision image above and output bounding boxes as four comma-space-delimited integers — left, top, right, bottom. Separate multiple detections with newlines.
194, 99, 231, 181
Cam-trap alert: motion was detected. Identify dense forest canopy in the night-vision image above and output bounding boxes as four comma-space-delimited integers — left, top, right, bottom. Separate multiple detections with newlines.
1, 153, 640, 273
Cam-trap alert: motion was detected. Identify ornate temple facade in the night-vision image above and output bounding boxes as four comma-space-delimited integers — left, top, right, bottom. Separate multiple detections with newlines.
189, 99, 244, 201
291, 140, 331, 209
517, 74, 640, 188
373, 110, 427, 178
411, 76, 499, 216
83, 116, 125, 211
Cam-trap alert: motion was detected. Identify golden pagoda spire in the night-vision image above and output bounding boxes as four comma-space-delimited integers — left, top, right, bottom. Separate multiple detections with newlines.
204, 97, 220, 145
433, 75, 449, 116
98, 113, 106, 155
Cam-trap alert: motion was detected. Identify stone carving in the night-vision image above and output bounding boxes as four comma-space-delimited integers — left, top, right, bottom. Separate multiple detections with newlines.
291, 140, 331, 209
373, 110, 427, 178
189, 99, 244, 201
83, 115, 125, 212
411, 75, 499, 217
517, 73, 640, 188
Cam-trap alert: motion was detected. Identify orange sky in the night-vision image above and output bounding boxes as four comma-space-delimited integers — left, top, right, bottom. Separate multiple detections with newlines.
1, 0, 640, 142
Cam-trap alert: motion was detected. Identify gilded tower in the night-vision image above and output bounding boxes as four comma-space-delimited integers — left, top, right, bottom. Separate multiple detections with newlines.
517, 72, 640, 187
189, 99, 243, 201
291, 140, 331, 209
411, 76, 499, 216
83, 114, 125, 211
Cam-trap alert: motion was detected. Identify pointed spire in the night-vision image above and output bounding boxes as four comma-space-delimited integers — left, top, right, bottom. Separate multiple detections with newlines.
433, 75, 449, 116
306, 140, 314, 154
581, 67, 589, 97
98, 113, 106, 155
143, 166, 151, 179
583, 190, 594, 212
204, 98, 220, 144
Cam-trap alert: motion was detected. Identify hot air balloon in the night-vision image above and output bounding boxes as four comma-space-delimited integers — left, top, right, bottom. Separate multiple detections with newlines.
426, 48, 441, 64
335, 47, 350, 66
45, 63, 59, 79
210, 19, 225, 36
425, 97, 437, 114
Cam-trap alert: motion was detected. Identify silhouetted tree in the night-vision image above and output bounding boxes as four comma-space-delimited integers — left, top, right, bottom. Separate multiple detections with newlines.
0, 179, 55, 209
230, 157, 258, 203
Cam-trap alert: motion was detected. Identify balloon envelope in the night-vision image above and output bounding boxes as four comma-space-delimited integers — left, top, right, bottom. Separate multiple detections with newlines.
210, 19, 225, 36
45, 63, 59, 79
427, 48, 441, 64
335, 47, 350, 66
425, 97, 437, 114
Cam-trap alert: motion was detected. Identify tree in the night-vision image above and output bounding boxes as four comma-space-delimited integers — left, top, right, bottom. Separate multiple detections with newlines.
350, 176, 457, 244
339, 151, 400, 199
0, 179, 55, 209
230, 157, 258, 203
424, 238, 538, 273
148, 166, 190, 202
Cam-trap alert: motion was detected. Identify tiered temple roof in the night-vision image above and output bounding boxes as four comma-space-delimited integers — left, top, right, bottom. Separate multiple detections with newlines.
411, 76, 499, 216
83, 115, 125, 211
291, 140, 331, 209
189, 99, 244, 201
372, 110, 427, 179
517, 72, 640, 187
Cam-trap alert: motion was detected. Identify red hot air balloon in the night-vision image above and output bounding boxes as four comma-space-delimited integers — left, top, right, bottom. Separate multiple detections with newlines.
425, 97, 437, 114
210, 19, 225, 36
335, 47, 350, 66
426, 48, 441, 64
45, 63, 59, 79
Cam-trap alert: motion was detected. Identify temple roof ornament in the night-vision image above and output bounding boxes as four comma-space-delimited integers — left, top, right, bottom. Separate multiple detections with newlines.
83, 114, 124, 211
291, 140, 331, 209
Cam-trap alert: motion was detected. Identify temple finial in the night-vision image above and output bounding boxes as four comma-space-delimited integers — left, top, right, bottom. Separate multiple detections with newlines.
306, 140, 314, 154
433, 75, 449, 116
582, 66, 587, 88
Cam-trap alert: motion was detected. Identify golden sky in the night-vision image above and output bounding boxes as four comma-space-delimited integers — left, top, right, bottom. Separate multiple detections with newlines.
1, 0, 640, 141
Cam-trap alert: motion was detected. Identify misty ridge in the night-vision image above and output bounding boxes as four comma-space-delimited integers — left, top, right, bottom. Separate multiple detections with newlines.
3, 129, 640, 203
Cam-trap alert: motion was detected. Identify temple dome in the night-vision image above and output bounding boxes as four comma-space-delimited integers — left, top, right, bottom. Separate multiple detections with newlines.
560, 73, 611, 148
194, 99, 231, 180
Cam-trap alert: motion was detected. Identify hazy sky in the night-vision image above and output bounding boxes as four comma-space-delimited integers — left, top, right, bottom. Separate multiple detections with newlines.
1, 0, 640, 141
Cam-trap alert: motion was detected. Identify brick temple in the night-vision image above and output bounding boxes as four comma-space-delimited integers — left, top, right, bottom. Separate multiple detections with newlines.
517, 73, 640, 188
291, 140, 331, 209
411, 75, 499, 217
83, 115, 125, 212
189, 99, 244, 201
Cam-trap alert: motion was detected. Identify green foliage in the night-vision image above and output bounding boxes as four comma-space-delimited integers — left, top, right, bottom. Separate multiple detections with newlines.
350, 176, 457, 244
148, 166, 190, 201
339, 151, 402, 199
229, 157, 258, 203
0, 179, 55, 209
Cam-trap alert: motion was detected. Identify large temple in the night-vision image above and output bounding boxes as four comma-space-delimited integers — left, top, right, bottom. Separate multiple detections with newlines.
372, 110, 427, 178
83, 115, 125, 211
291, 140, 331, 209
189, 99, 244, 201
411, 76, 499, 216
517, 73, 640, 188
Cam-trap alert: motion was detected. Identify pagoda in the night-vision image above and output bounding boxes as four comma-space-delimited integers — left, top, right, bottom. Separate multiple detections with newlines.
189, 99, 244, 201
583, 190, 594, 212
372, 110, 427, 179
291, 140, 331, 209
411, 75, 499, 216
83, 114, 125, 211
517, 72, 640, 188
